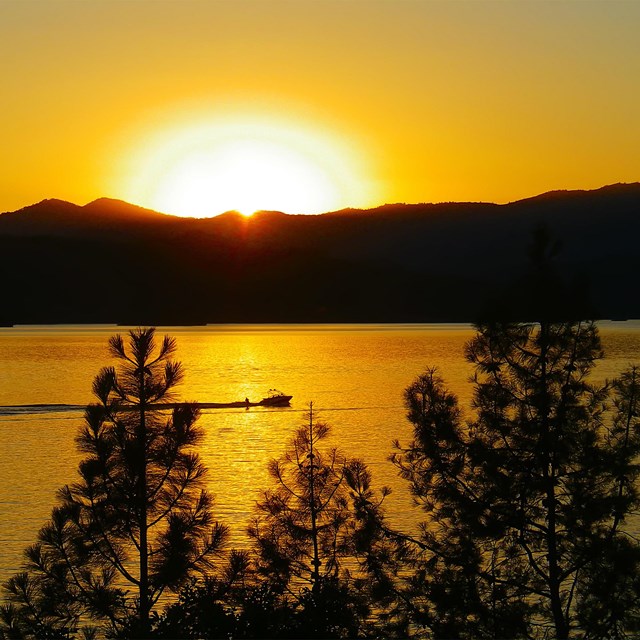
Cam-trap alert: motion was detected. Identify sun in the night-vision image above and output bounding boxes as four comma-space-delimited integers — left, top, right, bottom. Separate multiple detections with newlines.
150, 138, 338, 217
112, 113, 376, 217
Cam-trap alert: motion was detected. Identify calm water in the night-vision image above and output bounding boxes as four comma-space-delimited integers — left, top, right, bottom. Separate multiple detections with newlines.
1, 322, 639, 587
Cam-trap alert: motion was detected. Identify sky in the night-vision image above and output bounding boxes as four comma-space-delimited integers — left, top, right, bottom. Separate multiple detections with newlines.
1, 0, 639, 216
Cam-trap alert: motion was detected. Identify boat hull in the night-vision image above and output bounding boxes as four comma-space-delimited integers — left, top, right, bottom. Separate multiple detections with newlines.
258, 395, 293, 407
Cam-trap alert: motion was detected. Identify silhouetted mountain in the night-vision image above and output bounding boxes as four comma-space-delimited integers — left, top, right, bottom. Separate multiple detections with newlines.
0, 198, 180, 238
1, 183, 638, 325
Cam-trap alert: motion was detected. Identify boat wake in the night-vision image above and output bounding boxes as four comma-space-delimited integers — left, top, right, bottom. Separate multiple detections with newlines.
0, 404, 85, 416
0, 402, 397, 418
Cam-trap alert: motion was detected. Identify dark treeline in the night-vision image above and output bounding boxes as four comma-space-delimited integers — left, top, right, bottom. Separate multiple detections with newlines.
2, 318, 640, 639
1, 182, 640, 326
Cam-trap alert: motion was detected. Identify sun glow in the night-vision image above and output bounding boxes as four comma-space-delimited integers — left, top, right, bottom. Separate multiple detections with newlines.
114, 114, 376, 217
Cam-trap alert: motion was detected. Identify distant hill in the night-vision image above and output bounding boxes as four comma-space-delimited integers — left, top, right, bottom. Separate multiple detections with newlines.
0, 198, 180, 238
1, 183, 639, 325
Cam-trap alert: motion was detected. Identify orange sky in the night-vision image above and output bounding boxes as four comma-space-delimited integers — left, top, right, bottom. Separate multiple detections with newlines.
1, 0, 639, 216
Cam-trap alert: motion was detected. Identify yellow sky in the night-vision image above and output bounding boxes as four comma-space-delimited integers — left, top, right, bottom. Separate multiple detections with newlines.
1, 0, 639, 215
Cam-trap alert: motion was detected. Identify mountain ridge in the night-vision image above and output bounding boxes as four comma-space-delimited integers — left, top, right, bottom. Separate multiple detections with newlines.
3, 181, 639, 223
1, 182, 638, 325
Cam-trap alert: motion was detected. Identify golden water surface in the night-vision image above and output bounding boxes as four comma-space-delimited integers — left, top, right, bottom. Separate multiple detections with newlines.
1, 322, 639, 587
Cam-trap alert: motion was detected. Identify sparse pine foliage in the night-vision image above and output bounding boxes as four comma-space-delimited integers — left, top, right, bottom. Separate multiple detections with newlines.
575, 365, 640, 639
393, 322, 640, 639
1, 328, 227, 639
248, 403, 390, 637
249, 404, 352, 590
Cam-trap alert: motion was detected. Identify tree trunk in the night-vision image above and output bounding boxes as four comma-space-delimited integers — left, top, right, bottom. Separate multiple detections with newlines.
308, 403, 321, 591
613, 367, 638, 533
539, 321, 569, 639
138, 369, 149, 638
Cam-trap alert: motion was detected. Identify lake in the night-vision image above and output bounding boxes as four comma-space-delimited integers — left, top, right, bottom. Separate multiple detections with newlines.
1, 322, 639, 587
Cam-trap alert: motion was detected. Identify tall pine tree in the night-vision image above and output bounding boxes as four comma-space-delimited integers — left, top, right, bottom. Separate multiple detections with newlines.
2, 328, 227, 638
248, 403, 388, 638
392, 322, 640, 639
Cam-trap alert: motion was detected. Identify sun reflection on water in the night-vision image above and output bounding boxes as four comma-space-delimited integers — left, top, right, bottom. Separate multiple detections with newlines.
1, 323, 639, 578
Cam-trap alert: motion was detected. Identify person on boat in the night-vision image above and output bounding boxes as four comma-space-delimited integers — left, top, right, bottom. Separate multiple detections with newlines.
245, 397, 250, 409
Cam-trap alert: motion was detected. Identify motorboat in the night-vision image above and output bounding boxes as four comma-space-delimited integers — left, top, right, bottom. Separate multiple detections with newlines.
258, 390, 293, 407
168, 390, 292, 410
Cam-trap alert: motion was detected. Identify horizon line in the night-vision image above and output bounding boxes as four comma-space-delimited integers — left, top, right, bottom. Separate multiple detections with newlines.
2, 180, 639, 220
